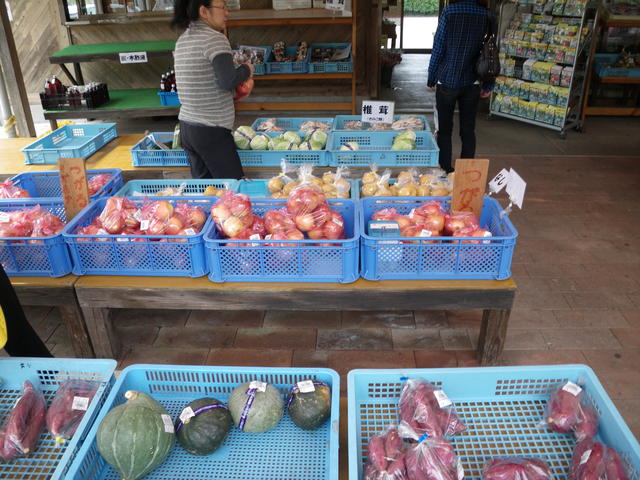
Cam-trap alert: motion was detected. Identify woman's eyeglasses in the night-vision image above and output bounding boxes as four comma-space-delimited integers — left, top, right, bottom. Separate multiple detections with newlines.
210, 3, 228, 10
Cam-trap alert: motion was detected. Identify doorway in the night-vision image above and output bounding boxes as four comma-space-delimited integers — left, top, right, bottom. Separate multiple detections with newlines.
383, 0, 441, 52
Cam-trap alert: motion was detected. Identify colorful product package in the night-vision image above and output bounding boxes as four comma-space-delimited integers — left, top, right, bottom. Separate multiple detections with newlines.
561, 66, 573, 87
522, 58, 537, 80
550, 65, 563, 85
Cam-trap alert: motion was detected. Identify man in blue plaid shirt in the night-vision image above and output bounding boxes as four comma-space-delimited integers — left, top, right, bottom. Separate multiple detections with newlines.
427, 0, 493, 173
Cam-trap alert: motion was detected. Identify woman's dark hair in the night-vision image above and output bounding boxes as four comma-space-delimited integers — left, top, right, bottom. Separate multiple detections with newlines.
171, 0, 212, 30
449, 0, 489, 5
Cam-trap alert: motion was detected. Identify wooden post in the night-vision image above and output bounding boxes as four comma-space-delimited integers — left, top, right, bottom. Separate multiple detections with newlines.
59, 158, 90, 221
451, 158, 489, 218
0, 1, 36, 137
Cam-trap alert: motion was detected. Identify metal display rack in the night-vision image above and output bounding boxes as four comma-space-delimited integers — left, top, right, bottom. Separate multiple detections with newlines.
489, 0, 598, 137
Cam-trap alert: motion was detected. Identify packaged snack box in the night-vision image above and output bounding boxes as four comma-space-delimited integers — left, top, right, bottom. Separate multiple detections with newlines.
561, 66, 573, 87
522, 58, 537, 80
550, 65, 563, 85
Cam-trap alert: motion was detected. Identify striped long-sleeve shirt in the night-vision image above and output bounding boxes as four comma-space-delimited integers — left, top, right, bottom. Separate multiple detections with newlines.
427, 0, 493, 90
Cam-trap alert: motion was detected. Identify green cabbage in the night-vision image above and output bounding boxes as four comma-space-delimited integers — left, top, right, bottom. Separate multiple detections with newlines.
281, 131, 301, 145
391, 139, 416, 150
250, 134, 270, 150
339, 142, 360, 151
298, 141, 312, 150
305, 130, 328, 148
395, 130, 417, 144
233, 126, 255, 150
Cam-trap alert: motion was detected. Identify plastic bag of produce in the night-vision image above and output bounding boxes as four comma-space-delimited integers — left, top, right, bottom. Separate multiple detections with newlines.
362, 169, 392, 198
542, 381, 584, 434
87, 174, 112, 196
211, 191, 253, 238
398, 378, 466, 439
266, 159, 297, 198
263, 208, 296, 235
0, 380, 47, 460
30, 207, 65, 238
364, 426, 408, 480
139, 199, 178, 236
46, 380, 99, 443
443, 212, 480, 236
0, 180, 30, 199
570, 439, 629, 480
483, 458, 554, 480
399, 421, 463, 480
395, 168, 421, 197
299, 120, 331, 132
392, 116, 425, 131
574, 404, 599, 442
96, 196, 139, 235
255, 118, 284, 132
286, 164, 327, 217
173, 202, 207, 234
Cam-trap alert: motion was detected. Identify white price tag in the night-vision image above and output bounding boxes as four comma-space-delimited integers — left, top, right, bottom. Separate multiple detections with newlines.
297, 380, 316, 393
119, 51, 148, 64
332, 218, 343, 227
184, 228, 196, 236
562, 381, 582, 396
324, 0, 346, 11
433, 390, 453, 408
419, 229, 432, 237
160, 414, 174, 433
488, 168, 510, 194
97, 228, 109, 235
579, 449, 592, 465
179, 406, 195, 423
249, 234, 261, 240
361, 100, 395, 124
409, 208, 415, 219
116, 237, 128, 242
457, 459, 465, 480
0, 212, 9, 223
249, 381, 267, 393
133, 209, 142, 222
140, 220, 150, 231
506, 168, 526, 209
72, 396, 90, 411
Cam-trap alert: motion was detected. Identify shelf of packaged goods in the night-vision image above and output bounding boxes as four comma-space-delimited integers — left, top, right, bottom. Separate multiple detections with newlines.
505, 53, 574, 67
490, 109, 563, 131
493, 94, 567, 108
500, 75, 571, 88
50, 40, 176, 63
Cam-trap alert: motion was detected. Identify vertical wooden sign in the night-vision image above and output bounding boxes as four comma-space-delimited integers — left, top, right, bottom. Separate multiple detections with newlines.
59, 158, 90, 221
451, 158, 490, 218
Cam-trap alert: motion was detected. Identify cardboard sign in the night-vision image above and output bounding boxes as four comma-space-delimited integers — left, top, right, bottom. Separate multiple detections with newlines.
59, 158, 89, 221
451, 158, 489, 218
361, 100, 394, 124
119, 52, 148, 64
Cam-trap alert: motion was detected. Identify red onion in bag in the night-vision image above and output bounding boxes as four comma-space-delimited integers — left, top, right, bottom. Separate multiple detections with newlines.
545, 382, 583, 433
483, 458, 553, 480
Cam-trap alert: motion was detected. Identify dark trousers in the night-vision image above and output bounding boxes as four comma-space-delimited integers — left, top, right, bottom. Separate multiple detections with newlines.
180, 121, 244, 179
0, 264, 51, 357
435, 84, 481, 173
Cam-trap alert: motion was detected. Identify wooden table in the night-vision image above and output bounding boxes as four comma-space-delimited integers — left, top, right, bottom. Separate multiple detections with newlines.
10, 276, 94, 358
74, 276, 517, 365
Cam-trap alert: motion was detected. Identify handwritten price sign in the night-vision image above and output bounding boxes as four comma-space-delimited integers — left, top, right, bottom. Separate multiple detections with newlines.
451, 158, 489, 218
58, 158, 89, 221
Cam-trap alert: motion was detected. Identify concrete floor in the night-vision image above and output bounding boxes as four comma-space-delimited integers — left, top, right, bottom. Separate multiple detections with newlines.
11, 54, 640, 441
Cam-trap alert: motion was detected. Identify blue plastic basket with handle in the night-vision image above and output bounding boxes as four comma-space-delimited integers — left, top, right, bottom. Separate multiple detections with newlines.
360, 196, 518, 280
348, 365, 640, 480
130, 132, 189, 167
115, 179, 239, 196
21, 123, 118, 165
0, 198, 73, 277
65, 364, 340, 480
4, 169, 123, 202
0, 357, 116, 480
205, 198, 359, 283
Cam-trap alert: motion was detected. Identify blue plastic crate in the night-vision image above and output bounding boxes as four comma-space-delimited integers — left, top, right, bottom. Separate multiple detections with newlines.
238, 132, 328, 167
232, 46, 272, 75
4, 169, 123, 202
308, 43, 353, 73
328, 130, 439, 167
360, 196, 518, 280
62, 197, 215, 277
205, 198, 359, 283
0, 357, 116, 480
65, 364, 340, 480
0, 199, 73, 277
238, 178, 360, 199
333, 114, 431, 132
115, 179, 239, 196
21, 123, 118, 165
348, 365, 640, 480
251, 117, 335, 132
265, 46, 311, 74
130, 132, 189, 167
158, 91, 180, 106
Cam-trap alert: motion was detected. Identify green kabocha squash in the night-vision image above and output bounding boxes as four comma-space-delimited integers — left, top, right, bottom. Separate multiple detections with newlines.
97, 391, 175, 480
175, 397, 232, 456
228, 381, 283, 433
287, 380, 332, 430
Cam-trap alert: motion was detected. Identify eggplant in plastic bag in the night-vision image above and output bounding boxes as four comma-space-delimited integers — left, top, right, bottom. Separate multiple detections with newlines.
483, 458, 554, 480
398, 378, 466, 438
570, 439, 629, 480
0, 380, 46, 460
364, 426, 408, 480
46, 379, 99, 443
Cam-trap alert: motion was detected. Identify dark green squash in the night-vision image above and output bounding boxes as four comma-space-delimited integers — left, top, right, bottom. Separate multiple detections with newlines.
175, 398, 232, 456
287, 381, 331, 431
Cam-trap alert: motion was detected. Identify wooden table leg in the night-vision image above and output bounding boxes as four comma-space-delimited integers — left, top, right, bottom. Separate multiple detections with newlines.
82, 307, 120, 359
477, 308, 510, 365
59, 302, 94, 358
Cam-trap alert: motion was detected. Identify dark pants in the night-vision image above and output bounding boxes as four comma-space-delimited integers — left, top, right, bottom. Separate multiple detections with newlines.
180, 121, 244, 179
0, 264, 51, 357
435, 84, 481, 173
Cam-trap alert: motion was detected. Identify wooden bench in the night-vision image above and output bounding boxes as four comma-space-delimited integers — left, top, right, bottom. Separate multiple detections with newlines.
74, 276, 516, 365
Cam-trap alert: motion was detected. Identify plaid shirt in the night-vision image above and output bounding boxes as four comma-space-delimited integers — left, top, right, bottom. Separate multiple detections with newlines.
427, 0, 493, 90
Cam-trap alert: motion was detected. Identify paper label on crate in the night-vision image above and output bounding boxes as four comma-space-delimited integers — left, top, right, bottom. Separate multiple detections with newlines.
370, 222, 398, 230
332, 218, 343, 227
0, 212, 9, 223
184, 228, 196, 236
379, 240, 401, 245
140, 220, 150, 231
419, 229, 432, 237
133, 209, 142, 222
488, 168, 510, 194
325, 0, 346, 11
97, 228, 109, 235
506, 168, 526, 209
250, 234, 261, 240
297, 380, 316, 393
457, 460, 465, 480
116, 237, 128, 242
160, 414, 174, 433
179, 406, 195, 423
72, 396, 90, 411
433, 390, 453, 408
119, 51, 148, 64
249, 381, 267, 392
579, 449, 592, 465
361, 100, 394, 124
409, 208, 415, 219
562, 381, 582, 396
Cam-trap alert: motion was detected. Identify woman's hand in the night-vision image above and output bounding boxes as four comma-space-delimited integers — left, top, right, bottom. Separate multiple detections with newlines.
247, 62, 255, 77
480, 89, 492, 99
